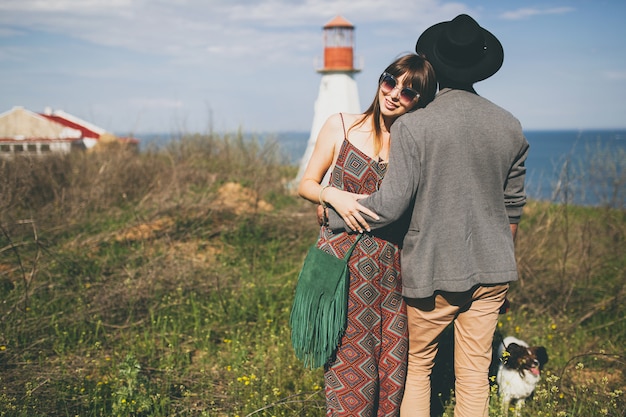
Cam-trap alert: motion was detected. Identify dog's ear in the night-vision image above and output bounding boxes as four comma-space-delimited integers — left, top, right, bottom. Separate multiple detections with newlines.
534, 346, 549, 367
507, 343, 526, 354
504, 343, 526, 365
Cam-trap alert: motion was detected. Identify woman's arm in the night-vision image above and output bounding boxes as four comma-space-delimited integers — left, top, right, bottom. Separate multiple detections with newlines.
297, 115, 340, 204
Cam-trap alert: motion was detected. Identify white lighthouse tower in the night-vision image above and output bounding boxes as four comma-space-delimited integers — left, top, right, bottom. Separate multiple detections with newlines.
294, 15, 361, 186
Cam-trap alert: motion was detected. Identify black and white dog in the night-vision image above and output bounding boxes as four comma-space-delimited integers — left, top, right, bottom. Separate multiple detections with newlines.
496, 336, 549, 415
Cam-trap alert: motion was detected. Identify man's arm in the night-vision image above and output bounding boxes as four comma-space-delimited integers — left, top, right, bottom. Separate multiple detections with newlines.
504, 134, 530, 225
326, 119, 420, 232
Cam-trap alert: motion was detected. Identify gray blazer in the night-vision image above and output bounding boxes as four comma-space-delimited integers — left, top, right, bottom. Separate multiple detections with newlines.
328, 88, 529, 299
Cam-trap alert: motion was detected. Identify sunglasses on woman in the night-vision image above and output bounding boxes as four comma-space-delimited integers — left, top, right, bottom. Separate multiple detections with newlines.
379, 72, 420, 106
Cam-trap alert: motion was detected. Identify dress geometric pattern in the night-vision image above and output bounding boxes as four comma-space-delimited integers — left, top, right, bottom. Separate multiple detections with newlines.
319, 136, 408, 417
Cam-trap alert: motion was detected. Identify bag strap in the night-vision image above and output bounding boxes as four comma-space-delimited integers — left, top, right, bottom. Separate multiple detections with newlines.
342, 234, 363, 261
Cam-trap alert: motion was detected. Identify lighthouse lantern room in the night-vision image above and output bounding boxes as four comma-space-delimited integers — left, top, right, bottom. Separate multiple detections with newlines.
320, 16, 359, 73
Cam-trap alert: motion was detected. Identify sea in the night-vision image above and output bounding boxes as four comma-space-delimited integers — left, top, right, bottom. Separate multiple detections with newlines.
136, 129, 626, 208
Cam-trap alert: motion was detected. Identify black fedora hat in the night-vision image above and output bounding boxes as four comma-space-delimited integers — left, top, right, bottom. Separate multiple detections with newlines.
416, 14, 503, 84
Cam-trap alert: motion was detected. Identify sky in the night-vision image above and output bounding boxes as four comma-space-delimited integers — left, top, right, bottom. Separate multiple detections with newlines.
1, 0, 625, 136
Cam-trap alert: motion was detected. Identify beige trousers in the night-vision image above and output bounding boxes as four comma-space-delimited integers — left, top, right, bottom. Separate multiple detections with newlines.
400, 284, 509, 417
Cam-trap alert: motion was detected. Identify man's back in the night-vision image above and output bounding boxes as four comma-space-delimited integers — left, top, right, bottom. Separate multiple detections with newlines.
390, 88, 529, 298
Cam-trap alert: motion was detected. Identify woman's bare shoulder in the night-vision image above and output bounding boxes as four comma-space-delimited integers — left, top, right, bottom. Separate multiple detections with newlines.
326, 112, 364, 131
341, 112, 363, 124
319, 112, 355, 132
326, 112, 362, 122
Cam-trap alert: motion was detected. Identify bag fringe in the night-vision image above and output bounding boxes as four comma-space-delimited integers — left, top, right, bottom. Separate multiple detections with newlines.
290, 273, 349, 369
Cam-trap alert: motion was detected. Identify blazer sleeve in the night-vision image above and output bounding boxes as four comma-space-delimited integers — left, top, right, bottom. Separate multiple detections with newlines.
504, 133, 530, 224
327, 119, 419, 231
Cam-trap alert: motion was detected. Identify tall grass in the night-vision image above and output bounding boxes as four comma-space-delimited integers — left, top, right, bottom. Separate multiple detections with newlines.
0, 133, 624, 416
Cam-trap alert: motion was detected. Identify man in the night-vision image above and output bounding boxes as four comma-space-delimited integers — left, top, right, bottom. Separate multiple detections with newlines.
326, 14, 529, 417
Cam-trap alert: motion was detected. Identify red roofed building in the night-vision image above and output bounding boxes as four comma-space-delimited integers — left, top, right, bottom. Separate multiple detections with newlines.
39, 108, 106, 149
0, 106, 138, 158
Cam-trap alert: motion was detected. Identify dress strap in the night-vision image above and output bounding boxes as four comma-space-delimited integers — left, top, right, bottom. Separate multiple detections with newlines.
339, 113, 347, 140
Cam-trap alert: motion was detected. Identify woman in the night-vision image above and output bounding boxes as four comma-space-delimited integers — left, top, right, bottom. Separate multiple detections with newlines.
297, 53, 437, 416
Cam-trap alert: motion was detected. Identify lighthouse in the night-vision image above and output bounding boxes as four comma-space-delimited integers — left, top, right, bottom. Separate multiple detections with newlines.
294, 15, 361, 186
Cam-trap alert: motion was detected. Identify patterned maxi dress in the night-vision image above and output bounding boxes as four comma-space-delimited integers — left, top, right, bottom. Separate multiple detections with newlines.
318, 123, 408, 416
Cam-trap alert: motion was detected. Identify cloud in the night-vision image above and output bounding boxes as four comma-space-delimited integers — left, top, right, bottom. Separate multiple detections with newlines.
0, 26, 22, 37
500, 7, 574, 20
0, 0, 466, 52
603, 71, 626, 81
0, 0, 475, 76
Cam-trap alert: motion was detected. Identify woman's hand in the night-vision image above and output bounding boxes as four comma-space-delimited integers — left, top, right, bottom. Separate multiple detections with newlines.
324, 187, 379, 232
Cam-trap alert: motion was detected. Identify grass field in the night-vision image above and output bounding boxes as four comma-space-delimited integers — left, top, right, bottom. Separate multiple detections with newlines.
0, 133, 624, 416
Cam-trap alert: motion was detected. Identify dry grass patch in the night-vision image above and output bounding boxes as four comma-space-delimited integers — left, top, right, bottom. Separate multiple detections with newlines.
216, 182, 274, 215
114, 217, 175, 242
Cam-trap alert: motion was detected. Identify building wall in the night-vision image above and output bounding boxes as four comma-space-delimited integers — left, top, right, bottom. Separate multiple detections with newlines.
0, 140, 73, 158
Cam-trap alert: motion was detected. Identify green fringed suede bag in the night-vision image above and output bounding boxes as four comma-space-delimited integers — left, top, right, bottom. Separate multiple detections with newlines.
290, 234, 362, 369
